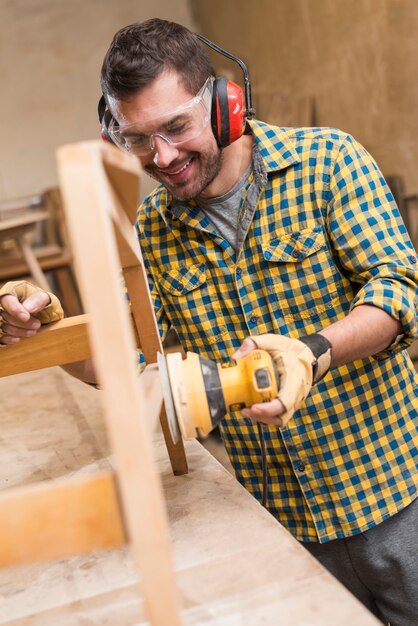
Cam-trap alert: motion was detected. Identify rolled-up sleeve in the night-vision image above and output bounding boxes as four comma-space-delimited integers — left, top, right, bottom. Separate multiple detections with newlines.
326, 134, 418, 355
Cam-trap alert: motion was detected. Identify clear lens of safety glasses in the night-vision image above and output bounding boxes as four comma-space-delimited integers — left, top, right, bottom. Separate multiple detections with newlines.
109, 77, 213, 156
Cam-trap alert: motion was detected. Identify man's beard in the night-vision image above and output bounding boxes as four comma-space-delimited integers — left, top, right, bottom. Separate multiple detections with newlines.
144, 145, 223, 201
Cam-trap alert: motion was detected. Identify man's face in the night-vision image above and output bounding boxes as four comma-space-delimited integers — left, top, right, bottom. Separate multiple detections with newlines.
110, 71, 223, 201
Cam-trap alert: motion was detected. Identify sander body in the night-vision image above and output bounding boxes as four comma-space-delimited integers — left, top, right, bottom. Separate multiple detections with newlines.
158, 349, 279, 442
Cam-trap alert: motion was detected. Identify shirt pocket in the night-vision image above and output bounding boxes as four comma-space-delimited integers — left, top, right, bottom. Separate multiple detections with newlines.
158, 263, 207, 296
262, 226, 347, 321
157, 263, 228, 350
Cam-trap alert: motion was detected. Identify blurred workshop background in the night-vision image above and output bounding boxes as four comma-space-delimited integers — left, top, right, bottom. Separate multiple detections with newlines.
1, 0, 418, 356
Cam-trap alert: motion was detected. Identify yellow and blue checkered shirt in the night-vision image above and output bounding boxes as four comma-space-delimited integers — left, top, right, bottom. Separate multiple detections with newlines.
136, 120, 418, 543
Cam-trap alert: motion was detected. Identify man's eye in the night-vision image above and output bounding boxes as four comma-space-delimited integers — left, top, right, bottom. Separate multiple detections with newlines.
166, 120, 192, 136
128, 134, 148, 146
120, 133, 147, 148
167, 124, 186, 136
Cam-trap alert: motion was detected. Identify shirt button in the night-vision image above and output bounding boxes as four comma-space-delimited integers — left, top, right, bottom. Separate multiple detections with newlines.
292, 250, 301, 259
409, 256, 417, 264
296, 461, 305, 472
250, 315, 258, 325
236, 267, 242, 276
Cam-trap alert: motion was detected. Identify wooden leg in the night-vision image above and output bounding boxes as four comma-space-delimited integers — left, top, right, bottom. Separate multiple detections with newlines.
54, 266, 82, 316
123, 264, 189, 476
57, 142, 183, 626
160, 404, 189, 475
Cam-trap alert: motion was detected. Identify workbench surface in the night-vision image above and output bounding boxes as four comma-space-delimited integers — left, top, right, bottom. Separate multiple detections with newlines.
0, 367, 380, 625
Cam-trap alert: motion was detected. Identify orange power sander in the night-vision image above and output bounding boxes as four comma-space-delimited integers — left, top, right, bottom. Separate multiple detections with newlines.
158, 349, 279, 442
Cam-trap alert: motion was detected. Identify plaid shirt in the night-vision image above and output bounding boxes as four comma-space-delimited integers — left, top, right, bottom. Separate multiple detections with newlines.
136, 120, 418, 543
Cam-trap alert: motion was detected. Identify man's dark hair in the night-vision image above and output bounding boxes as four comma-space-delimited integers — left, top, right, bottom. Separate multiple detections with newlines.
100, 18, 215, 101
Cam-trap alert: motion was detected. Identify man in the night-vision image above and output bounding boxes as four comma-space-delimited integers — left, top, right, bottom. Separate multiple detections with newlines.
1, 18, 418, 625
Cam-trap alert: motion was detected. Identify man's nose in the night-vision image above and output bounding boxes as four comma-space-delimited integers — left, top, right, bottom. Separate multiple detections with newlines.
150, 134, 179, 168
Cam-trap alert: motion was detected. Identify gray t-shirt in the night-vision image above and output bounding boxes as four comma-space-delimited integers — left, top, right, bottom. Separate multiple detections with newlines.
196, 145, 266, 253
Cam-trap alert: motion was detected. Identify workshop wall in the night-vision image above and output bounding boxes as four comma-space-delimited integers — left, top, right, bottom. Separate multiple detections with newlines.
3, 1, 418, 228
191, 0, 418, 234
0, 0, 195, 201
192, 0, 418, 360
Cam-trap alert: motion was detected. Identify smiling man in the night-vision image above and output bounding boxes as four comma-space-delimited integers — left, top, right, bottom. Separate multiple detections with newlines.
2, 18, 418, 625
101, 53, 253, 203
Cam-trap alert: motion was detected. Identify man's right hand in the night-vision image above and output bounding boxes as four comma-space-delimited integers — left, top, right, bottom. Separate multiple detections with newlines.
0, 281, 64, 347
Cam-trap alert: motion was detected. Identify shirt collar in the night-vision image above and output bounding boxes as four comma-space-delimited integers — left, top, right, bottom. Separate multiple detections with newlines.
246, 118, 300, 173
170, 119, 300, 218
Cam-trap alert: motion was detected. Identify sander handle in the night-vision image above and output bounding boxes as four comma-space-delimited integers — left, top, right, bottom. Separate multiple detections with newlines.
220, 349, 279, 411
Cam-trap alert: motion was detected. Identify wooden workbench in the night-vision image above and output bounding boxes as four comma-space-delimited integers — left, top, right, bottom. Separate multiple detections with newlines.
0, 367, 380, 625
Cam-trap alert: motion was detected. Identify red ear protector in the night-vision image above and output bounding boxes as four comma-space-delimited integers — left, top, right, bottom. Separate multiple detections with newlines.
210, 76, 246, 148
196, 34, 255, 148
98, 34, 255, 149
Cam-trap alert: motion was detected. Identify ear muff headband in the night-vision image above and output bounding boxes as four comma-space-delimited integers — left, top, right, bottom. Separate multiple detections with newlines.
98, 34, 255, 149
196, 34, 254, 120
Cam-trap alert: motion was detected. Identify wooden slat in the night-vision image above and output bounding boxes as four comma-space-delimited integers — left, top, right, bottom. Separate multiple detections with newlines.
102, 144, 142, 225
0, 472, 125, 567
99, 145, 188, 475
0, 315, 91, 377
57, 141, 183, 626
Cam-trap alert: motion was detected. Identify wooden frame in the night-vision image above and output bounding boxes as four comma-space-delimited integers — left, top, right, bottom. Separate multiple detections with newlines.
0, 141, 188, 625
0, 142, 387, 626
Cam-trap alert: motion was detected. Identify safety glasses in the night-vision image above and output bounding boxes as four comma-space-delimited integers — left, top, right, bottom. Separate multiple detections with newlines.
108, 77, 213, 157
